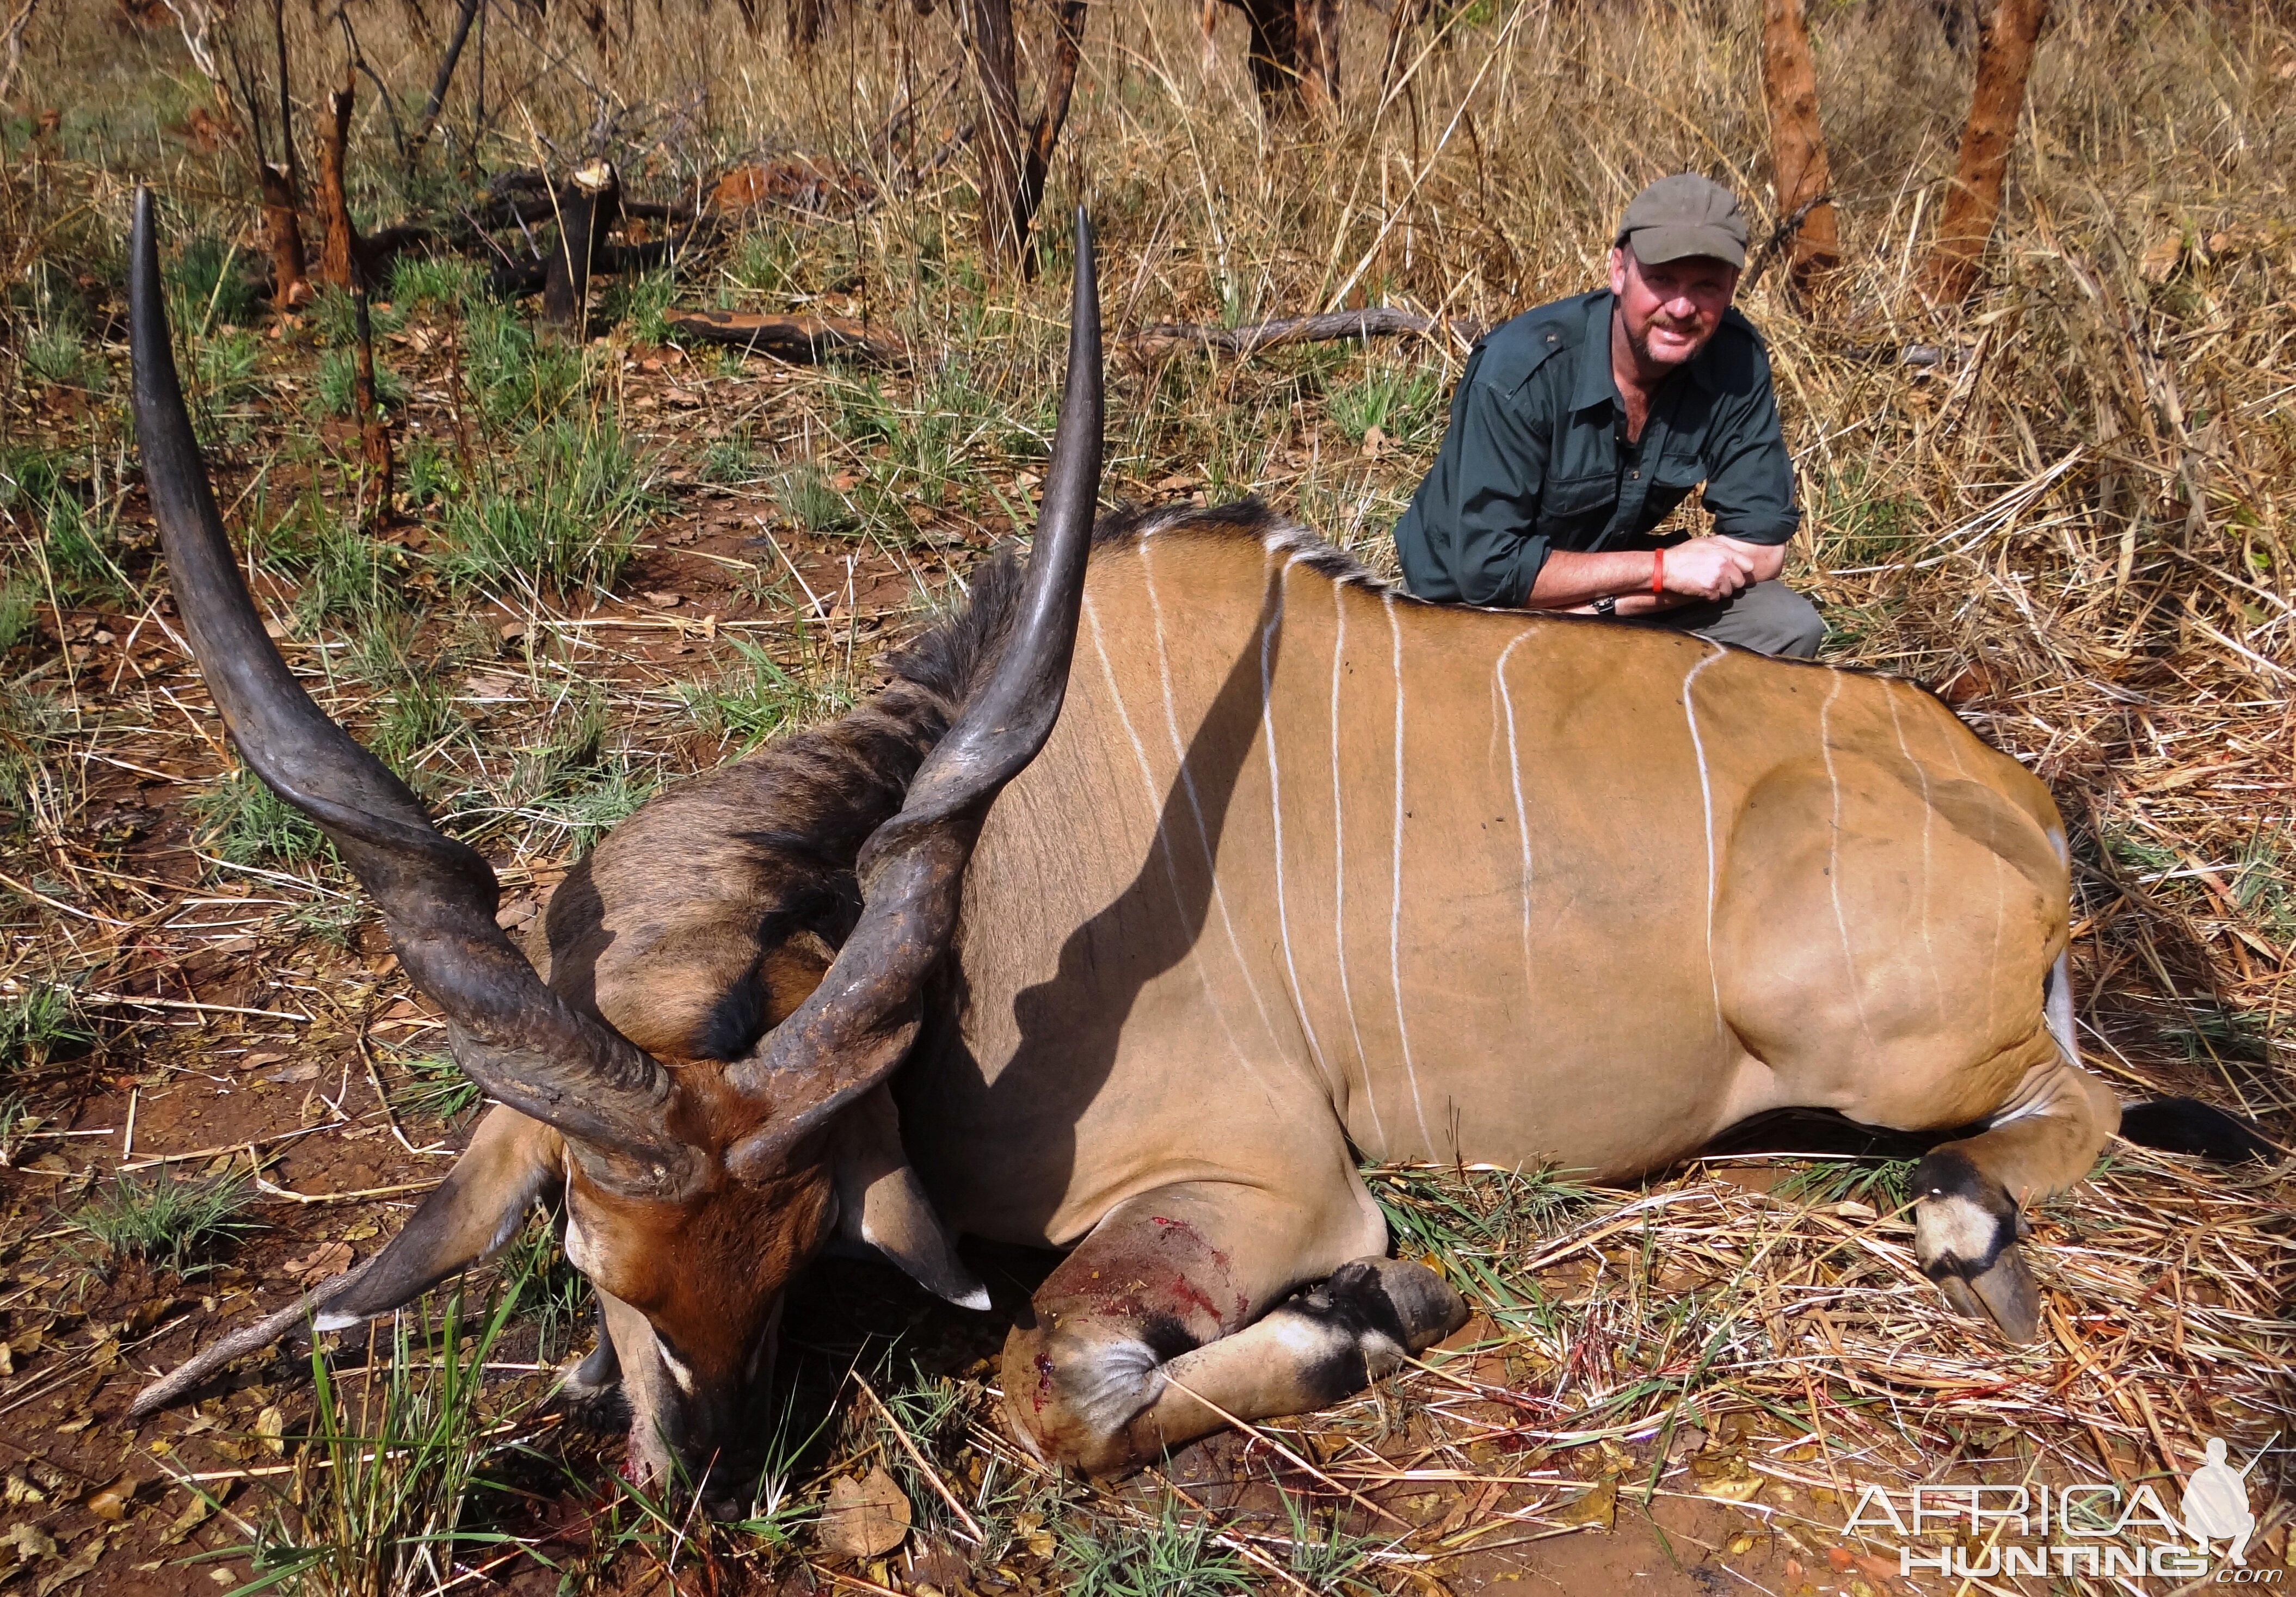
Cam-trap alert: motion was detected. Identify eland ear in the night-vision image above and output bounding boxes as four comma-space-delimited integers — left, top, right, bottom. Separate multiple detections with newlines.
830, 1084, 990, 1311
315, 1106, 565, 1328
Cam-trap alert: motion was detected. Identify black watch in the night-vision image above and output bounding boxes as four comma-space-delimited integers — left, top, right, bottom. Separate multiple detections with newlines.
1592, 595, 1618, 616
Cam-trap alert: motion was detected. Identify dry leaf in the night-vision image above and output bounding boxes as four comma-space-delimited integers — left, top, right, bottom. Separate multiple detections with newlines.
2139, 230, 2183, 285
2, 1524, 56, 1562
1691, 1453, 1763, 1502
1014, 1510, 1054, 1559
1553, 1477, 1616, 1530
283, 1242, 353, 1284
643, 591, 684, 608
85, 1477, 134, 1522
159, 1491, 215, 1547
254, 1405, 286, 1456
35, 1534, 106, 1597
818, 1465, 910, 1558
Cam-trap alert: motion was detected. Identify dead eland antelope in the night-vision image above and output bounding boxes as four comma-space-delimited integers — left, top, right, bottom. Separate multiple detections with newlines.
127, 189, 2265, 1487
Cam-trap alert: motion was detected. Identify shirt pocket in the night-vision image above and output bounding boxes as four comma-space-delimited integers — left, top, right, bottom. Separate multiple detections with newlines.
1645, 454, 1706, 528
1537, 471, 1616, 547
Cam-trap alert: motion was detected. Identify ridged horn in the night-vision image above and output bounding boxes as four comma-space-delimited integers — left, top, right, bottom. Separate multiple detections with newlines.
130, 186, 691, 1183
725, 207, 1104, 1163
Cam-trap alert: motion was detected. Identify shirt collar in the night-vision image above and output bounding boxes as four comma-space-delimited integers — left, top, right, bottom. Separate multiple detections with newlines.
1574, 288, 1725, 413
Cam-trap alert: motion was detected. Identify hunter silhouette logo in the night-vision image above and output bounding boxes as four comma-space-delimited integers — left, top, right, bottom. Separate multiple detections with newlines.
2182, 1437, 2257, 1565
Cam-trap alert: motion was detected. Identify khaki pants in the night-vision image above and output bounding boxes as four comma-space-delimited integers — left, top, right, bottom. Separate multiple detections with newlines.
1618, 579, 1826, 658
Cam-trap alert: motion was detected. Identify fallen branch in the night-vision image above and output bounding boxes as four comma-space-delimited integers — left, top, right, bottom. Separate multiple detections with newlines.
1125, 306, 1466, 357
662, 308, 906, 366
127, 1256, 379, 1420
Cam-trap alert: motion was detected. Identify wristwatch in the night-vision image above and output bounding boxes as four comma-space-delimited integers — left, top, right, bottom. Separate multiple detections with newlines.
1592, 595, 1618, 616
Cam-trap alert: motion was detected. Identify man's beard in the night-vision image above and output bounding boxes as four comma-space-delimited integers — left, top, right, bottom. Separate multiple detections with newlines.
1626, 315, 1707, 369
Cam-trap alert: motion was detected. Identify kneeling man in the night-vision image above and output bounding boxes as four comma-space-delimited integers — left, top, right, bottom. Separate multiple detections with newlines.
1393, 174, 1824, 657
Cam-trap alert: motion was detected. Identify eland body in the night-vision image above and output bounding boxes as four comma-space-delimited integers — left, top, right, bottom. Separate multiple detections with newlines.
131, 192, 2211, 1487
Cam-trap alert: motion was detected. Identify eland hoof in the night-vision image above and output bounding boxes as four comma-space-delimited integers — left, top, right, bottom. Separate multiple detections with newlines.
1935, 1242, 2042, 1344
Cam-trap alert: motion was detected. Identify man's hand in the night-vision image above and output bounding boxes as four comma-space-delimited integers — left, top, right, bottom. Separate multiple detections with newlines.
1658, 537, 1758, 602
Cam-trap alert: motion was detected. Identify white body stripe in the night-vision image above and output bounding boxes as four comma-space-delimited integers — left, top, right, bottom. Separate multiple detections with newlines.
1682, 645, 1726, 1028
1385, 595, 1433, 1150
1494, 628, 1538, 997
1328, 584, 1381, 1142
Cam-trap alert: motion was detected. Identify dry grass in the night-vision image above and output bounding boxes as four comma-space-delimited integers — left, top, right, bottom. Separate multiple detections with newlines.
2, 0, 2292, 1590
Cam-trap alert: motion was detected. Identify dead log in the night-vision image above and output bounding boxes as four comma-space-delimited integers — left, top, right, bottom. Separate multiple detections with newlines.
316, 70, 360, 291
258, 161, 310, 306
709, 156, 876, 217
662, 309, 906, 366
541, 160, 621, 336
1921, 0, 2049, 306
1125, 306, 1460, 357
1758, 0, 1839, 297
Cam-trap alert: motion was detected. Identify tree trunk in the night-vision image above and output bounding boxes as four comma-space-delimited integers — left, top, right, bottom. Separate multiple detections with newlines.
258, 162, 310, 306
962, 0, 1025, 266
410, 0, 483, 164
1018, 0, 1087, 244
1228, 0, 1300, 107
1759, 0, 1839, 297
351, 287, 392, 529
541, 160, 621, 336
787, 0, 828, 54
316, 71, 360, 292
1291, 0, 1340, 121
1921, 0, 2048, 306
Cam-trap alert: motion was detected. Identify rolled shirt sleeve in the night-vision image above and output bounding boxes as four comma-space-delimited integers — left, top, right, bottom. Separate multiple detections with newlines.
1394, 358, 1553, 607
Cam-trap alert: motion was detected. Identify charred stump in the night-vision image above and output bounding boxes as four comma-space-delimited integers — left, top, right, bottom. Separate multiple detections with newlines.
541, 161, 622, 337
316, 71, 361, 291
257, 160, 310, 306
1758, 0, 1840, 298
1922, 0, 2049, 306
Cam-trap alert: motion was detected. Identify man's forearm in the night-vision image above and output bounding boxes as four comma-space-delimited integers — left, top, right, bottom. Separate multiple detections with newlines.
1522, 536, 1786, 612
1522, 548, 1682, 611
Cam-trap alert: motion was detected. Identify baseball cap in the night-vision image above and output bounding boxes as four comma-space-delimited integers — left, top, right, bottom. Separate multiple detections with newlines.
1614, 174, 1748, 270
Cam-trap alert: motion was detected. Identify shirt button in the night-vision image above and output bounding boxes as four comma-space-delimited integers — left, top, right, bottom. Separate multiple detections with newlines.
1630, 470, 1640, 479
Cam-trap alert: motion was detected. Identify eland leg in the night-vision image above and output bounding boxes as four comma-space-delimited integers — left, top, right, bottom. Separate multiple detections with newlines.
1908, 1050, 2118, 1342
1000, 1181, 1464, 1476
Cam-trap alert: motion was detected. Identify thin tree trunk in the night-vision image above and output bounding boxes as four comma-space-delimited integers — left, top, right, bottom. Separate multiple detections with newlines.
787, 0, 827, 54
0, 0, 41, 105
1228, 0, 1301, 109
258, 162, 310, 306
1017, 0, 1087, 244
409, 0, 482, 164
1922, 0, 2048, 306
962, 0, 1025, 266
1759, 0, 1839, 297
316, 71, 360, 291
351, 287, 392, 529
1291, 0, 1340, 121
541, 161, 621, 336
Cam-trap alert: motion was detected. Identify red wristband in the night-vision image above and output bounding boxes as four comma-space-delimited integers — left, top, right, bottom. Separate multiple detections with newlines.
1653, 548, 1665, 596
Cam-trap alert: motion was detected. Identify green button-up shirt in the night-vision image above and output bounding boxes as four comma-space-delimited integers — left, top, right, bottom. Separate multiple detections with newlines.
1393, 289, 1799, 608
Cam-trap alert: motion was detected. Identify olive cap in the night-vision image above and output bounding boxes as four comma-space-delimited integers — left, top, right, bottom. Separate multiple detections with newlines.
1614, 174, 1747, 270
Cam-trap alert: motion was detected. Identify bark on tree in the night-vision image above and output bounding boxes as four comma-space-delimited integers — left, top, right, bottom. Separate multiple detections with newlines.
1218, 0, 1339, 117
410, 0, 483, 164
787, 0, 827, 53
1291, 0, 1340, 121
1921, 0, 2048, 306
1019, 0, 1087, 238
1759, 0, 1839, 297
258, 162, 309, 306
350, 286, 393, 528
316, 72, 360, 291
541, 161, 621, 336
962, 0, 1026, 265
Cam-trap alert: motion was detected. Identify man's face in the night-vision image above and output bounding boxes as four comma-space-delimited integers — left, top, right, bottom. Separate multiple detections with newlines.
1608, 246, 1739, 371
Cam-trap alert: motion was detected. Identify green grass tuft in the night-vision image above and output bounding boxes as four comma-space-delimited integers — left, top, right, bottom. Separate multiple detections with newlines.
193, 767, 332, 868
436, 417, 658, 593
72, 1169, 257, 1275
1, 981, 92, 1071
1056, 1494, 1251, 1597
